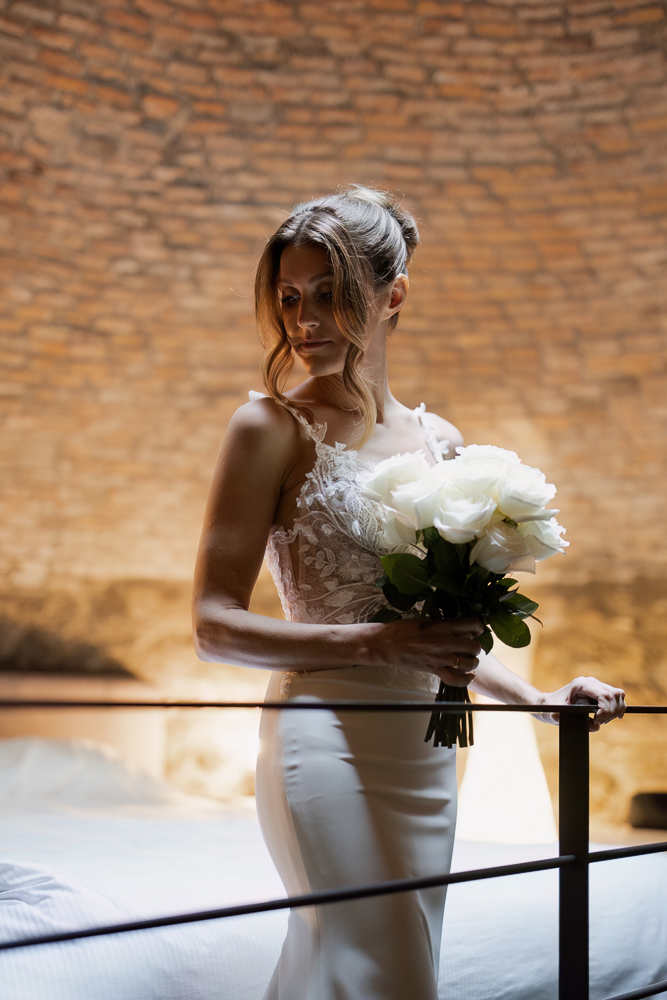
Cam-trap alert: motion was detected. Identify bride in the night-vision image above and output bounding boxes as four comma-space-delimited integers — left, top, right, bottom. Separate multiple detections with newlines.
192, 186, 626, 1000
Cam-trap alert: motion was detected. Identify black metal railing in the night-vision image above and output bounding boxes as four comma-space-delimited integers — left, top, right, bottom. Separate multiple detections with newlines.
0, 697, 666, 1000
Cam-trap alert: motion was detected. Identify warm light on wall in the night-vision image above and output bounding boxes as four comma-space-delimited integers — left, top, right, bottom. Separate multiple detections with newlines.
456, 639, 558, 845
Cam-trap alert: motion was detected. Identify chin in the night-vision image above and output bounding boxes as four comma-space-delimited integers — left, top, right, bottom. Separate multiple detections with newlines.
295, 354, 346, 379
304, 362, 346, 378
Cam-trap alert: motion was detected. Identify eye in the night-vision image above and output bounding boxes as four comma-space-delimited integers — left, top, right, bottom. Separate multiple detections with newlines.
319, 291, 333, 302
280, 294, 299, 306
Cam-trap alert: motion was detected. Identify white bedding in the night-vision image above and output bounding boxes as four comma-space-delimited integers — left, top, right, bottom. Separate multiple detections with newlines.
1, 738, 666, 1000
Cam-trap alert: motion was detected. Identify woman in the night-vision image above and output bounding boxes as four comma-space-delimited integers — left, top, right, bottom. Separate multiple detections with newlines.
192, 186, 625, 1000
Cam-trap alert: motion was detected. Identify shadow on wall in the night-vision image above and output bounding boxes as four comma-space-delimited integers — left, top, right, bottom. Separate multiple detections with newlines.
0, 574, 276, 799
0, 615, 132, 676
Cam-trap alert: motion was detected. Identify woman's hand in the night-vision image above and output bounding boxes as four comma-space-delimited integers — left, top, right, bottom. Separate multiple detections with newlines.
534, 675, 626, 732
369, 616, 484, 687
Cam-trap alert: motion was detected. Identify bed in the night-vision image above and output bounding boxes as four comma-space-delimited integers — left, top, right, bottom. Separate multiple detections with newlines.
1, 736, 666, 1000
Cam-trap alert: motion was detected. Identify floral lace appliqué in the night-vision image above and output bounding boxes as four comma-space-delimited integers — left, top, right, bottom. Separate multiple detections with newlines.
251, 392, 447, 695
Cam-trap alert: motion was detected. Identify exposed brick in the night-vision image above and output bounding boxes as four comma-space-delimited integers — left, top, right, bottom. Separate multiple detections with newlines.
134, 0, 174, 16
103, 8, 151, 34
45, 73, 89, 95
141, 94, 180, 117
166, 61, 210, 84
0, 15, 28, 36
593, 27, 641, 47
10, 3, 56, 25
0, 0, 666, 825
79, 42, 118, 63
38, 48, 81, 74
32, 26, 78, 49
107, 28, 151, 52
613, 6, 665, 26
57, 13, 103, 37
95, 84, 134, 108
151, 23, 195, 45
192, 100, 226, 116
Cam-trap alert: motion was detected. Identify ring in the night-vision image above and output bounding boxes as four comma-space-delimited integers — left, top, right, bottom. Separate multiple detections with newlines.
453, 655, 460, 669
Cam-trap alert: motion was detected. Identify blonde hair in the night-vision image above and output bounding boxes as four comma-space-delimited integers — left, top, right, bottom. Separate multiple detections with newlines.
254, 185, 420, 447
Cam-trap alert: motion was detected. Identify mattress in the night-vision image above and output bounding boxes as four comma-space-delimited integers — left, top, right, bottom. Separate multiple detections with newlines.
1, 737, 665, 1000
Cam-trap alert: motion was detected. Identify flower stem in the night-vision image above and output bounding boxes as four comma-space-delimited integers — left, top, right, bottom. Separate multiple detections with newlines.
424, 683, 474, 749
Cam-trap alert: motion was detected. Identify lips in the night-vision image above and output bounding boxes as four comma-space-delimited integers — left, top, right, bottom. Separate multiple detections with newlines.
296, 340, 331, 351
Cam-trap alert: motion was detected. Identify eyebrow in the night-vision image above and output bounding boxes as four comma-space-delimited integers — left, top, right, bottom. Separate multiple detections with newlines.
277, 270, 334, 286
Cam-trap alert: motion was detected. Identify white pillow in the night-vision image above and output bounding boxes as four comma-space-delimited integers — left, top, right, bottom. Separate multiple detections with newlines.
0, 737, 188, 806
0, 860, 128, 941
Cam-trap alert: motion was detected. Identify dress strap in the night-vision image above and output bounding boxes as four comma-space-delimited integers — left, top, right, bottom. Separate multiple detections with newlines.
414, 402, 450, 462
248, 390, 327, 444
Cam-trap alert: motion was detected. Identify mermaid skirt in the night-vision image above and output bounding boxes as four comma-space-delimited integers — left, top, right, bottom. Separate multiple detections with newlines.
255, 666, 457, 1000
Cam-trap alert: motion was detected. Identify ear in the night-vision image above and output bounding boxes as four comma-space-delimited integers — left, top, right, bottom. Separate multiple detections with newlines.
384, 273, 409, 321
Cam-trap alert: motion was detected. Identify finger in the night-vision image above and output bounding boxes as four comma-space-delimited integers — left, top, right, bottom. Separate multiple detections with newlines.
456, 640, 482, 658
435, 669, 474, 688
593, 691, 626, 725
449, 660, 478, 677
449, 618, 484, 637
449, 651, 479, 669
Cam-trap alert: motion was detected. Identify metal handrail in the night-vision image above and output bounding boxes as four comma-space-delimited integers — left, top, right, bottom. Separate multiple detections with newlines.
0, 854, 576, 952
0, 700, 663, 711
1, 698, 666, 999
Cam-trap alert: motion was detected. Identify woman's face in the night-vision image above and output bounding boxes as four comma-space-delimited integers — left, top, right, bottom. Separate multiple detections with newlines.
277, 243, 350, 377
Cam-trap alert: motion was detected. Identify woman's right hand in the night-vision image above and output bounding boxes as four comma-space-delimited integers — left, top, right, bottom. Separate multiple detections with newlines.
367, 616, 484, 687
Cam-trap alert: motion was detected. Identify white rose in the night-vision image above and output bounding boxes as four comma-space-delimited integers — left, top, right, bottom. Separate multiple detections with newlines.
497, 464, 557, 521
380, 512, 418, 549
440, 458, 504, 499
432, 491, 497, 544
383, 462, 449, 529
455, 444, 521, 467
469, 516, 536, 574
360, 452, 431, 506
445, 446, 519, 500
518, 517, 569, 561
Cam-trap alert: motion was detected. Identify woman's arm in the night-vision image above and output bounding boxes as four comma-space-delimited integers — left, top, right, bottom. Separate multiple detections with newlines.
192, 399, 484, 677
469, 652, 626, 732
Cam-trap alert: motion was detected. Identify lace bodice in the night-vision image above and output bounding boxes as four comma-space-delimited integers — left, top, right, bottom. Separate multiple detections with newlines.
249, 391, 451, 691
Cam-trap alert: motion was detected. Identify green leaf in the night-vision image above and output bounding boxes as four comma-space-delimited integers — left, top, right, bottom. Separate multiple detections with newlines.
479, 627, 494, 654
367, 607, 404, 623
496, 578, 519, 591
430, 535, 460, 573
428, 571, 470, 597
501, 592, 540, 617
380, 552, 430, 595
381, 580, 419, 613
488, 613, 532, 648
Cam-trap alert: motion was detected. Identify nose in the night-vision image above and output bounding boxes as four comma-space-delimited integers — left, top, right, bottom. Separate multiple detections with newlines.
296, 297, 319, 332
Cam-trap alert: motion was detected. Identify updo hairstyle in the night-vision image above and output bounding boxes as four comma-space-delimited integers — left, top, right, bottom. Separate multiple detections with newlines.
254, 185, 420, 446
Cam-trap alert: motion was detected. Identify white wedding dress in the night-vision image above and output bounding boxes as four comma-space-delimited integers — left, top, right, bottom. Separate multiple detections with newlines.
252, 392, 457, 1000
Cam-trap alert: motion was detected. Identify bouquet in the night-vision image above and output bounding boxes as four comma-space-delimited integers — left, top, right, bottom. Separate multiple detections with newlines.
361, 445, 569, 749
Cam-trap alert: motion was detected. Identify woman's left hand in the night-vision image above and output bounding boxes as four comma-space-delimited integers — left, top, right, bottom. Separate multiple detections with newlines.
535, 675, 626, 732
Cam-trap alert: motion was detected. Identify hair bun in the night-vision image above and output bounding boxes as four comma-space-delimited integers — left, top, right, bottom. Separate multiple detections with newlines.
343, 185, 419, 263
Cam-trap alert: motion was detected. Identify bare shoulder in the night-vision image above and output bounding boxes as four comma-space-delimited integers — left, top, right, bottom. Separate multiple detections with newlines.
420, 408, 464, 458
226, 395, 301, 454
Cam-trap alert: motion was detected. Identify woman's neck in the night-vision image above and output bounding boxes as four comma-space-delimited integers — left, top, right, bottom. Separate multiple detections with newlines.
303, 325, 395, 420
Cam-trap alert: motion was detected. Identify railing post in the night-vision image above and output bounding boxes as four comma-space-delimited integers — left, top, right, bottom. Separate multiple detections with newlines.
559, 708, 590, 1000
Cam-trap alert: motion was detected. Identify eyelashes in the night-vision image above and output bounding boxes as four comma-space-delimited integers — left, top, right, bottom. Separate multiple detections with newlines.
279, 292, 333, 306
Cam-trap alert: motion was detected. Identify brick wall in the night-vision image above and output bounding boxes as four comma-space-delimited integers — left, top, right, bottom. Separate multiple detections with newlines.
1, 0, 666, 818
2, 0, 666, 588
